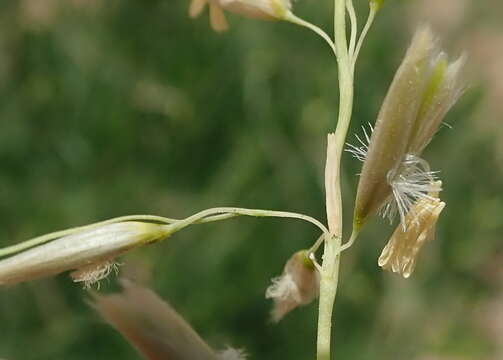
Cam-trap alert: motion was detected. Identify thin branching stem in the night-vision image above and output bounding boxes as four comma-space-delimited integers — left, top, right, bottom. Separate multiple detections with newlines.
351, 3, 378, 70
286, 13, 337, 58
308, 234, 326, 255
167, 207, 330, 235
340, 229, 360, 252
346, 0, 358, 58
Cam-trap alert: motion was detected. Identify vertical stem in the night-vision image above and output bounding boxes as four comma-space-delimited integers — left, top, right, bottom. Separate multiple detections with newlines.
317, 0, 355, 358
316, 233, 341, 360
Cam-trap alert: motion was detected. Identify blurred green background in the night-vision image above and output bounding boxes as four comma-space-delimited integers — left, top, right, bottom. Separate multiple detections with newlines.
0, 1, 502, 359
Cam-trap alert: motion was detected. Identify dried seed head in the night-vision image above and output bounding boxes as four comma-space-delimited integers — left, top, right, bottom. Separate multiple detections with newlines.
353, 26, 464, 229
189, 0, 292, 32
0, 222, 171, 286
265, 250, 319, 322
378, 183, 445, 278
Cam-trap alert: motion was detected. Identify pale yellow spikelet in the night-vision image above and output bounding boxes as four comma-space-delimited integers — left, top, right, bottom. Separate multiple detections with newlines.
378, 182, 445, 278
0, 222, 171, 286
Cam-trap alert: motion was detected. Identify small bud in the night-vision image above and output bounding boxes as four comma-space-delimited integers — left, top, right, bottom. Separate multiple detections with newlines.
369, 0, 384, 11
378, 183, 445, 278
91, 279, 246, 360
265, 250, 319, 322
0, 222, 171, 286
353, 27, 464, 229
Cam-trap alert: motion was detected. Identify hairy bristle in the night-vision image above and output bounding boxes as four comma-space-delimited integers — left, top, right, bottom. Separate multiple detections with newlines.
345, 123, 373, 162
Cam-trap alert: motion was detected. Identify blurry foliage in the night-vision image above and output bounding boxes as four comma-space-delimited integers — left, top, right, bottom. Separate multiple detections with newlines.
0, 1, 502, 359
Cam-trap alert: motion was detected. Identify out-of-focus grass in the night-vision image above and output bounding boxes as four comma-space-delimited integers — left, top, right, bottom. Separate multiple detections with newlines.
0, 1, 501, 359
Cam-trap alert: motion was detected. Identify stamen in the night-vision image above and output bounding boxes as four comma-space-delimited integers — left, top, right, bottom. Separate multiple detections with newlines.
382, 154, 442, 230
71, 260, 121, 289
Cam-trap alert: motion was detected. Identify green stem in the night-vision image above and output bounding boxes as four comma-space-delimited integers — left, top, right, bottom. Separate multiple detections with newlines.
308, 234, 326, 255
165, 207, 330, 234
316, 234, 342, 360
340, 228, 359, 252
317, 0, 354, 358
